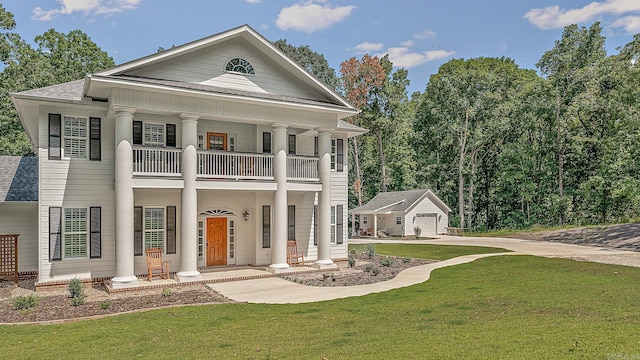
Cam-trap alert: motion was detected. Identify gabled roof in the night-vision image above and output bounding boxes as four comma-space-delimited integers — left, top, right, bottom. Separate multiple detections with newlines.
15, 80, 84, 102
351, 189, 450, 214
0, 156, 38, 202
92, 24, 355, 111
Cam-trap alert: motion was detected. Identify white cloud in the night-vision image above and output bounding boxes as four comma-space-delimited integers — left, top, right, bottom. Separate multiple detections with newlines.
379, 47, 455, 68
401, 40, 414, 47
612, 15, 640, 32
33, 0, 140, 21
276, 1, 356, 33
245, 0, 261, 3
352, 42, 384, 53
414, 29, 437, 40
525, 0, 640, 30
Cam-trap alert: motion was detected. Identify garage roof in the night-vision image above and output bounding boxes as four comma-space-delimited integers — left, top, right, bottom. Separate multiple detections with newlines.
0, 156, 38, 202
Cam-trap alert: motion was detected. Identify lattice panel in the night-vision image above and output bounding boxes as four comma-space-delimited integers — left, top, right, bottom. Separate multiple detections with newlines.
0, 234, 18, 285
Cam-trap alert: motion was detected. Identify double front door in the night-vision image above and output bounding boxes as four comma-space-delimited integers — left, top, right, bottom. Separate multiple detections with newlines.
206, 217, 227, 266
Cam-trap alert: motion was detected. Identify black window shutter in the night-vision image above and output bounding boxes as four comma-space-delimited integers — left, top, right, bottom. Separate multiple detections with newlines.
90, 206, 101, 258
313, 205, 318, 246
262, 132, 271, 153
166, 124, 176, 147
314, 136, 318, 157
134, 206, 143, 256
48, 114, 62, 160
166, 206, 177, 254
288, 205, 295, 240
336, 205, 344, 244
337, 138, 344, 172
49, 207, 62, 261
132, 121, 143, 145
89, 117, 101, 161
288, 134, 296, 155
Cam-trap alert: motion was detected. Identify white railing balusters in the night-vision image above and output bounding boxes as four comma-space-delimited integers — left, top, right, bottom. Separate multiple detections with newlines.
133, 147, 181, 176
287, 155, 319, 181
197, 150, 275, 180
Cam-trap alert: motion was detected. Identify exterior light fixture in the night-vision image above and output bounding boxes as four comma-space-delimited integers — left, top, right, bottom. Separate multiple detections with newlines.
242, 210, 250, 221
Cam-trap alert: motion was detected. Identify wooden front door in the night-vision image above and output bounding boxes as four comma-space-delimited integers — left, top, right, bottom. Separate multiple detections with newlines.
206, 132, 227, 151
207, 217, 227, 266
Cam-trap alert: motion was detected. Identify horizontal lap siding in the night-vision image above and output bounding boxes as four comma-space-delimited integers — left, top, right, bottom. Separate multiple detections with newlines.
0, 203, 38, 272
404, 196, 449, 236
128, 38, 327, 102
330, 135, 348, 259
38, 107, 115, 282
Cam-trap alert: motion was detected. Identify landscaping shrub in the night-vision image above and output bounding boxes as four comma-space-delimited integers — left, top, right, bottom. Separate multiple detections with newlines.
381, 257, 394, 267
161, 288, 172, 297
68, 278, 86, 306
364, 264, 374, 273
371, 267, 380, 276
414, 226, 422, 238
13, 295, 38, 310
402, 257, 411, 263
366, 244, 376, 258
347, 255, 356, 268
100, 301, 111, 310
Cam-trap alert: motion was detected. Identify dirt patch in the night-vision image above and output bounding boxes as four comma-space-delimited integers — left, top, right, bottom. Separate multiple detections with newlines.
281, 253, 436, 287
506, 223, 640, 251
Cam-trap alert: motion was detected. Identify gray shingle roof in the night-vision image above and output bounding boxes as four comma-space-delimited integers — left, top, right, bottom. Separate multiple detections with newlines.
13, 80, 84, 101
0, 156, 38, 202
351, 189, 430, 213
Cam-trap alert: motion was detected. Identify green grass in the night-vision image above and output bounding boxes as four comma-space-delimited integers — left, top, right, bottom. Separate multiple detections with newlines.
2, 251, 640, 358
348, 243, 509, 260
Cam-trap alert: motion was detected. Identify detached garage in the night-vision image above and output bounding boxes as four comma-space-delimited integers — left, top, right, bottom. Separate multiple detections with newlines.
350, 189, 450, 238
0, 156, 38, 275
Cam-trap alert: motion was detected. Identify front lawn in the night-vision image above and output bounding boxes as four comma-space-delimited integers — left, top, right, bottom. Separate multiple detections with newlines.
1, 251, 639, 359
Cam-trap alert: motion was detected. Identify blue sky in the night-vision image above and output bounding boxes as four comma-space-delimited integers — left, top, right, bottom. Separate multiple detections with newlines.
4, 0, 640, 94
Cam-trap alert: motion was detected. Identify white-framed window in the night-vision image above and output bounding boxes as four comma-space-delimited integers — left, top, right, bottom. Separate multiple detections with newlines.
225, 58, 255, 74
229, 219, 235, 259
198, 220, 204, 259
144, 207, 165, 250
396, 216, 402, 225
331, 139, 336, 170
144, 123, 165, 147
363, 216, 368, 225
229, 136, 236, 152
63, 116, 88, 159
331, 205, 336, 244
64, 208, 88, 258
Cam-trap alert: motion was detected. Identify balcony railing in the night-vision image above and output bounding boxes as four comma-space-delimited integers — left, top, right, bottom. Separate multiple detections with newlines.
133, 147, 181, 176
287, 155, 319, 181
198, 150, 274, 180
132, 148, 320, 182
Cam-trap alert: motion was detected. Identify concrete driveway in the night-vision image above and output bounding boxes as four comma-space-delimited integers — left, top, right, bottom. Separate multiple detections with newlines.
208, 236, 640, 304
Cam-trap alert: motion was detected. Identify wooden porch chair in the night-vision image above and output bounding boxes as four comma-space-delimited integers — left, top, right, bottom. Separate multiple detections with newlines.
146, 248, 169, 281
286, 240, 305, 266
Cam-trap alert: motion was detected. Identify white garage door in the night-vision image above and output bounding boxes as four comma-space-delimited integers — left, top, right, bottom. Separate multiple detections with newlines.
415, 213, 437, 236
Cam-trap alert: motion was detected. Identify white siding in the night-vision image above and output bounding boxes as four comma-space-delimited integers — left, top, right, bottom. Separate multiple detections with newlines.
127, 37, 329, 102
330, 135, 348, 259
38, 106, 115, 283
0, 203, 38, 272
404, 195, 449, 236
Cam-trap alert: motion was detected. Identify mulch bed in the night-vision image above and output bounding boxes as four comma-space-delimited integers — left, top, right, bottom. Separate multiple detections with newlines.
0, 252, 436, 323
281, 253, 436, 286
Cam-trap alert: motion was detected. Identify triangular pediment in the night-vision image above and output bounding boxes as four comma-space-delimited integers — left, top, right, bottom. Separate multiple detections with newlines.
95, 25, 352, 109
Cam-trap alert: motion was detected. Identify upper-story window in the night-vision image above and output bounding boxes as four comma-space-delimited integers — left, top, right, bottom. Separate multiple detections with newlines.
225, 58, 255, 74
144, 123, 165, 147
63, 116, 88, 159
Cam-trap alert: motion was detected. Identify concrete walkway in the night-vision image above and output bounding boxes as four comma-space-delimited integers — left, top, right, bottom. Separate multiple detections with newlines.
208, 236, 640, 304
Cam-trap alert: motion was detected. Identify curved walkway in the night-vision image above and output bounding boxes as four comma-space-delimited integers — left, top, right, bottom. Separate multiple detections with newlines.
208, 236, 640, 304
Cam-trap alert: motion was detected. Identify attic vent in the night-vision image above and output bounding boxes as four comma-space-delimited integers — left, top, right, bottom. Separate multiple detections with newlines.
225, 58, 255, 74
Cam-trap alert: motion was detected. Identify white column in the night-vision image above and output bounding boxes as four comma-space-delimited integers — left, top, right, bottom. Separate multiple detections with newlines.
373, 213, 378, 238
111, 108, 139, 288
270, 124, 289, 270
177, 114, 202, 281
316, 129, 335, 268
352, 213, 356, 238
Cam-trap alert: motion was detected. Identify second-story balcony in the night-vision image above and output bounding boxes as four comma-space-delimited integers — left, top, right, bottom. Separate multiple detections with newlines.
132, 147, 319, 182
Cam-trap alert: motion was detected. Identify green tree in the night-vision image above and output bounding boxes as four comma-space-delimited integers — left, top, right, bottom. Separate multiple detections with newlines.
273, 39, 339, 91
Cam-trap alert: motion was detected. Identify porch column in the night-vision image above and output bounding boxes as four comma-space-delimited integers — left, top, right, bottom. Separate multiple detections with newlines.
270, 124, 289, 270
373, 212, 378, 238
112, 108, 139, 288
177, 113, 202, 281
316, 129, 335, 268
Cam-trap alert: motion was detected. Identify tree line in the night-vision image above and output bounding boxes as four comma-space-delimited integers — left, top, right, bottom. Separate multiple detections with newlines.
2, 3, 639, 230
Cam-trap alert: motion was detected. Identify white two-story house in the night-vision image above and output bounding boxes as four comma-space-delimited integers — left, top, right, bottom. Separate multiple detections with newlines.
10, 25, 365, 289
